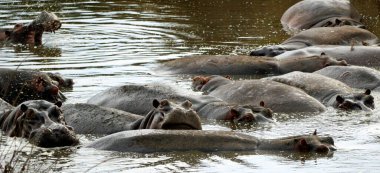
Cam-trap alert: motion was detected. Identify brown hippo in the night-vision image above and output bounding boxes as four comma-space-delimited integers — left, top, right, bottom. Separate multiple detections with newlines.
62, 99, 202, 134
87, 84, 274, 123
250, 26, 379, 57
0, 11, 61, 45
275, 45, 380, 67
267, 71, 374, 111
192, 75, 326, 113
87, 129, 336, 154
0, 100, 79, 148
314, 66, 380, 90
159, 54, 347, 75
281, 0, 364, 35
0, 68, 66, 106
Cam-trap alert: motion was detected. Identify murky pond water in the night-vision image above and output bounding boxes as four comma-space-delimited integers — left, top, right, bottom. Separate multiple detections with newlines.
1, 0, 380, 172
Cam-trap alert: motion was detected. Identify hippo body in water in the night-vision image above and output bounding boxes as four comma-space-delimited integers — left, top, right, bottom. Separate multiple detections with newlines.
159, 54, 347, 75
281, 0, 363, 35
87, 129, 335, 154
250, 26, 378, 57
0, 11, 61, 45
275, 45, 380, 67
62, 99, 202, 134
87, 84, 274, 123
192, 75, 326, 113
0, 100, 79, 148
0, 68, 66, 106
314, 66, 380, 90
267, 71, 374, 111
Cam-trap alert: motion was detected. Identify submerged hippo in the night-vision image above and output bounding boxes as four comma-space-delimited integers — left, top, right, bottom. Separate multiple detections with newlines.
250, 26, 379, 57
159, 54, 346, 75
281, 0, 363, 35
267, 71, 374, 111
0, 68, 66, 106
87, 84, 274, 123
192, 75, 326, 113
275, 45, 380, 67
314, 66, 380, 90
0, 11, 61, 45
87, 129, 336, 154
62, 99, 202, 134
0, 100, 79, 148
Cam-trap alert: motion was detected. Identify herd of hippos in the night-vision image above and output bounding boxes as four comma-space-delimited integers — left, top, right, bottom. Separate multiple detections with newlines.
1, 0, 380, 154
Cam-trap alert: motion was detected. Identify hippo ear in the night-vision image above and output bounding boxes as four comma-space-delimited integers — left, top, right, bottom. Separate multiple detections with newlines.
320, 52, 326, 56
335, 18, 342, 25
228, 108, 239, 120
365, 89, 371, 95
224, 75, 232, 80
55, 101, 62, 107
340, 60, 348, 66
313, 129, 317, 136
259, 101, 265, 107
336, 95, 344, 104
160, 99, 170, 107
299, 138, 308, 146
181, 100, 192, 109
20, 104, 28, 112
153, 99, 160, 108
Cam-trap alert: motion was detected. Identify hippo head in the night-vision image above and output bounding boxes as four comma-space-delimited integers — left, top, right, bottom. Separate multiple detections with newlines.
336, 89, 374, 111
31, 74, 67, 104
0, 100, 79, 148
249, 45, 286, 57
192, 76, 211, 91
138, 99, 202, 130
240, 101, 274, 123
321, 52, 348, 67
262, 130, 336, 154
192, 75, 231, 92
313, 17, 365, 30
5, 11, 61, 45
47, 72, 74, 89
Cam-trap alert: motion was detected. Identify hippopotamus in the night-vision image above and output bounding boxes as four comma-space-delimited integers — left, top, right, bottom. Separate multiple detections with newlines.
0, 68, 66, 106
314, 66, 380, 90
275, 45, 380, 67
281, 0, 363, 35
62, 99, 202, 134
87, 84, 274, 123
267, 71, 374, 111
250, 26, 379, 57
0, 100, 79, 148
192, 75, 326, 113
47, 72, 74, 90
0, 11, 61, 45
159, 54, 347, 75
87, 129, 336, 154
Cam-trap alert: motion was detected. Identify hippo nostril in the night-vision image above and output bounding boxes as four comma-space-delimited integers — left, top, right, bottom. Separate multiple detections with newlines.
66, 125, 74, 131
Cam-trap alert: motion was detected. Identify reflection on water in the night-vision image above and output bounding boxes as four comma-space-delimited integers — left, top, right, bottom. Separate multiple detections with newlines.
0, 0, 380, 172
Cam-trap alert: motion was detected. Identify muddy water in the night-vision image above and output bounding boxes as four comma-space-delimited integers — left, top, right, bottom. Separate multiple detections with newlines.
0, 0, 380, 172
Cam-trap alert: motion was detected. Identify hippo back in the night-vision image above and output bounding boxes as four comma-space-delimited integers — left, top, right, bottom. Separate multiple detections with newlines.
281, 0, 362, 34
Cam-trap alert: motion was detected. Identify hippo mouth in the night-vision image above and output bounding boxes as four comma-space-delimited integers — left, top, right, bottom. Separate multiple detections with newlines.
29, 126, 79, 148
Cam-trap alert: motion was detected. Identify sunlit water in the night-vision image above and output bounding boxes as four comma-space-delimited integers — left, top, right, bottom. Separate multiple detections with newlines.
1, 0, 380, 172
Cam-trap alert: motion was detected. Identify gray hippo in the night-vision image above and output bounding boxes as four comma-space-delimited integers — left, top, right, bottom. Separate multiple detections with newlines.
87, 84, 274, 123
62, 99, 202, 134
87, 129, 336, 154
47, 72, 74, 90
314, 66, 380, 90
275, 45, 380, 67
281, 0, 363, 35
250, 26, 379, 57
192, 75, 326, 113
0, 11, 61, 45
267, 71, 374, 111
0, 100, 79, 148
0, 68, 66, 106
159, 54, 347, 75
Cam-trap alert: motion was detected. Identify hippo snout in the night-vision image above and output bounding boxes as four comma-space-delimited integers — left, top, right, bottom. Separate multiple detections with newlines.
29, 124, 79, 148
